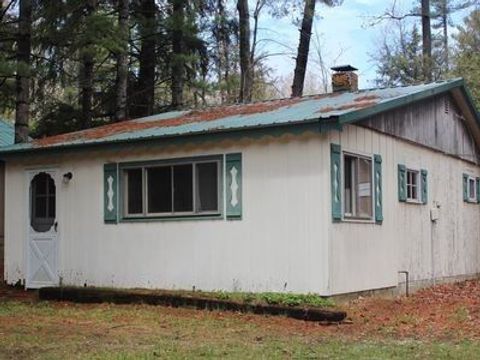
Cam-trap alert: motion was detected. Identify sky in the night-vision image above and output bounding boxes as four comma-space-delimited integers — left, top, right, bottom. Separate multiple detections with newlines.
255, 0, 473, 94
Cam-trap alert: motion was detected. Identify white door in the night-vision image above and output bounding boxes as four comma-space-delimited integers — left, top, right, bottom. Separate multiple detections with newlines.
26, 170, 59, 289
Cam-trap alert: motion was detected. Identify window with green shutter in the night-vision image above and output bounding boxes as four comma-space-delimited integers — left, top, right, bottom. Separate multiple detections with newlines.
330, 144, 382, 224
398, 165, 428, 205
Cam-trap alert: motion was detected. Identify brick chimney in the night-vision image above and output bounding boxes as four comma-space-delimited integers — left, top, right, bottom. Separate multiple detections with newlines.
331, 65, 358, 92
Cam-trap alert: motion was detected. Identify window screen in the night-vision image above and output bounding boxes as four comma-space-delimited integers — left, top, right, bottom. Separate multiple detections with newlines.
173, 164, 193, 212
196, 162, 218, 212
123, 157, 221, 218
406, 170, 420, 201
468, 177, 477, 201
126, 168, 143, 214
147, 166, 172, 213
344, 154, 373, 219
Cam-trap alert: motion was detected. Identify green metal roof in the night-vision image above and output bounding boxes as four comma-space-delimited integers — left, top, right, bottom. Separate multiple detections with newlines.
0, 78, 477, 155
0, 119, 14, 147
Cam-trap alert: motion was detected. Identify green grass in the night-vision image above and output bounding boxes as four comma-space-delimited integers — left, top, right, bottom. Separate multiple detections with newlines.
212, 290, 335, 308
0, 300, 478, 360
54, 286, 336, 308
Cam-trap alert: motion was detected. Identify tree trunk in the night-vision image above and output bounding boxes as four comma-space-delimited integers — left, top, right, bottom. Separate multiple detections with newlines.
134, 0, 156, 117
215, 0, 227, 103
237, 0, 253, 103
441, 0, 448, 70
170, 0, 185, 109
15, 0, 32, 143
421, 0, 432, 82
115, 0, 129, 121
79, 0, 96, 129
291, 0, 316, 98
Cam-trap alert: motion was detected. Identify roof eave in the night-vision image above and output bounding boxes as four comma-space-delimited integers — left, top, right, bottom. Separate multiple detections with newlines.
0, 118, 327, 157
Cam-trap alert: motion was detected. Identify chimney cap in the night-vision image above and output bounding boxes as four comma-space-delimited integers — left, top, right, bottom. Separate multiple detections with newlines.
331, 65, 358, 72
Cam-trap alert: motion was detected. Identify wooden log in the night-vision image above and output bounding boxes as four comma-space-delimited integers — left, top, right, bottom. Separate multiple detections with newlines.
38, 287, 347, 323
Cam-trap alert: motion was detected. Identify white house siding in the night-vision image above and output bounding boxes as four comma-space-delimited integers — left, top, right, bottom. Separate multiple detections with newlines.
328, 124, 480, 295
4, 132, 331, 294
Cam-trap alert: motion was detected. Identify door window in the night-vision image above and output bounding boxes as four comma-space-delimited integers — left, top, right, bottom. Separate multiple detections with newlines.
31, 173, 56, 232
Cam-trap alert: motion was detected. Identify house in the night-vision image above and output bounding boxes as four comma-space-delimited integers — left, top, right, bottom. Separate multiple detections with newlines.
0, 119, 14, 277
1, 70, 480, 297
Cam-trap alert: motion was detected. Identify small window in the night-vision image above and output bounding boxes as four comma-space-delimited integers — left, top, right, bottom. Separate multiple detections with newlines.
122, 157, 221, 218
406, 169, 421, 202
468, 176, 477, 202
344, 153, 373, 220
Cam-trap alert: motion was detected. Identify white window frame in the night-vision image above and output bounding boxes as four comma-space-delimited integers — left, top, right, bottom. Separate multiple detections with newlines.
467, 175, 477, 203
121, 156, 222, 219
406, 168, 422, 204
342, 150, 375, 222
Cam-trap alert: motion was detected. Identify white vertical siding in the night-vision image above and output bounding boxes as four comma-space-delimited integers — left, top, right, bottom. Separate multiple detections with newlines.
4, 119, 480, 295
4, 133, 331, 294
328, 124, 480, 295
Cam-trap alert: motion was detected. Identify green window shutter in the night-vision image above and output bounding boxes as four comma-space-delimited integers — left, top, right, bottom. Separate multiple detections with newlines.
421, 169, 428, 204
104, 163, 118, 223
226, 153, 242, 219
463, 174, 469, 202
477, 178, 480, 203
330, 143, 342, 221
374, 154, 383, 223
398, 164, 407, 202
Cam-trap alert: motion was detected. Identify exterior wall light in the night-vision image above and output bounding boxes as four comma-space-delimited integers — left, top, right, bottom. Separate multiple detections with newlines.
63, 172, 73, 183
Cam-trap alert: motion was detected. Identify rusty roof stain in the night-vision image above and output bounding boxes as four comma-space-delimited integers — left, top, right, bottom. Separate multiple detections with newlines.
34, 97, 304, 147
0, 79, 469, 154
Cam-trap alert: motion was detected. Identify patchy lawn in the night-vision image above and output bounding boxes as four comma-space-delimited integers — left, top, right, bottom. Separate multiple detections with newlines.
1, 280, 480, 359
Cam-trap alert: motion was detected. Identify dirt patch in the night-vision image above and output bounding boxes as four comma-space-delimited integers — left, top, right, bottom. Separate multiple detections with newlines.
0, 282, 37, 302
3, 279, 480, 341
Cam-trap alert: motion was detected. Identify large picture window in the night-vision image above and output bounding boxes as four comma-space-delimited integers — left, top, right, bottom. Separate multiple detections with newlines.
122, 157, 222, 218
343, 153, 373, 220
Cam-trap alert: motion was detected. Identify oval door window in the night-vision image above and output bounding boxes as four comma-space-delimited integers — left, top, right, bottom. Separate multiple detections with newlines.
31, 172, 56, 232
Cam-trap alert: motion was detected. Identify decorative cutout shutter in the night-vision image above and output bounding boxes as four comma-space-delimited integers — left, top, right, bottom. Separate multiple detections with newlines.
331, 144, 342, 221
463, 174, 469, 202
398, 164, 407, 202
104, 163, 118, 223
421, 169, 428, 204
477, 178, 480, 203
374, 154, 383, 223
226, 153, 242, 219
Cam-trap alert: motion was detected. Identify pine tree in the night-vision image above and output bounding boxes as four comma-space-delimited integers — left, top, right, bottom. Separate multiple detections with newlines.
115, 0, 129, 121
15, 0, 32, 143
453, 9, 480, 107
373, 23, 425, 87
237, 0, 253, 103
